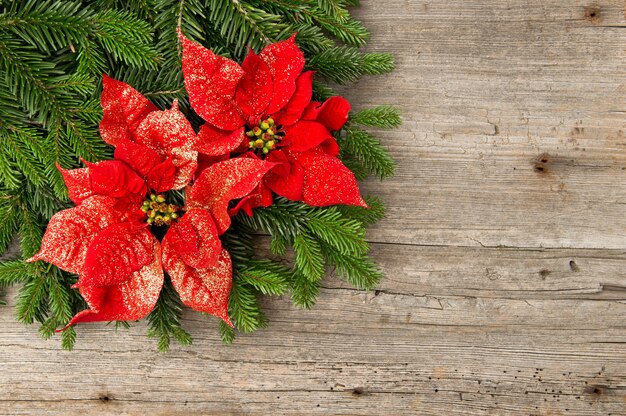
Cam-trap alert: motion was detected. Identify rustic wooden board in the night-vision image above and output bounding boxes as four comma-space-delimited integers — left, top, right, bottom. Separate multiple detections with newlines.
1, 1, 625, 415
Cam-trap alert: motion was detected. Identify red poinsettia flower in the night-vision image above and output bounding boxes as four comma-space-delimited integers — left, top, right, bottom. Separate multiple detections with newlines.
26, 76, 274, 329
29, 157, 273, 329
99, 74, 199, 191
179, 31, 367, 214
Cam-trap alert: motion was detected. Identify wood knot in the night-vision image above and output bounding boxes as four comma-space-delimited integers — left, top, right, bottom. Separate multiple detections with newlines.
352, 387, 366, 396
99, 395, 111, 403
534, 153, 551, 173
583, 5, 602, 24
539, 269, 551, 280
584, 385, 606, 396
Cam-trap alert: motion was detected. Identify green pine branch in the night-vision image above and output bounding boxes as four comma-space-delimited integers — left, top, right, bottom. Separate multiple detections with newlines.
235, 197, 385, 309
237, 259, 290, 296
0, 0, 398, 348
307, 46, 394, 84
306, 209, 368, 256
0, 258, 32, 285
91, 9, 161, 71
0, 1, 90, 53
339, 127, 396, 179
15, 265, 48, 325
289, 270, 321, 309
228, 278, 268, 333
206, 0, 286, 58
350, 106, 402, 129
18, 198, 43, 258
293, 230, 325, 282
307, 10, 369, 47
146, 278, 192, 352
337, 196, 386, 226
0, 191, 20, 255
322, 243, 382, 290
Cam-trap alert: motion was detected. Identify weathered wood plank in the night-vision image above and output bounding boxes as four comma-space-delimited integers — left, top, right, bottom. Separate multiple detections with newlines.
341, 0, 626, 250
1, 0, 625, 415
1, 244, 625, 415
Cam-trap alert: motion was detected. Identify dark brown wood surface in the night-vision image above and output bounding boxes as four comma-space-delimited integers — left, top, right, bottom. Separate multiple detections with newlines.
1, 1, 625, 414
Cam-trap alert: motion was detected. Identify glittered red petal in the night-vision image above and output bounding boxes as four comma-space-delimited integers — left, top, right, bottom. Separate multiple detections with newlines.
283, 120, 332, 153
316, 96, 351, 131
163, 246, 233, 326
197, 125, 246, 157
25, 196, 122, 275
146, 158, 177, 193
134, 101, 198, 189
195, 153, 230, 180
88, 160, 147, 198
302, 96, 351, 131
293, 149, 367, 207
65, 238, 163, 327
264, 150, 304, 201
318, 137, 340, 157
275, 71, 314, 126
260, 33, 305, 115
112, 194, 145, 223
225, 152, 274, 216
162, 208, 221, 270
134, 101, 196, 154
235, 49, 273, 118
228, 181, 273, 217
114, 140, 161, 177
301, 101, 321, 121
78, 223, 154, 287
180, 31, 245, 130
186, 158, 276, 234
169, 147, 198, 190
57, 164, 94, 204
99, 74, 157, 146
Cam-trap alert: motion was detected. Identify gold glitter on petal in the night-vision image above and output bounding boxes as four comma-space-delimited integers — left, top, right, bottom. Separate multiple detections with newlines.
161, 208, 221, 270
259, 34, 305, 114
186, 158, 275, 234
56, 165, 95, 204
79, 224, 155, 287
100, 74, 158, 146
163, 237, 233, 326
180, 32, 246, 130
197, 125, 246, 157
26, 196, 123, 275
293, 149, 368, 208
68, 238, 164, 326
133, 103, 199, 190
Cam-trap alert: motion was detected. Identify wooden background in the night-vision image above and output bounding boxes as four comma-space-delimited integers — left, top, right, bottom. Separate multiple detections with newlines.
1, 1, 625, 414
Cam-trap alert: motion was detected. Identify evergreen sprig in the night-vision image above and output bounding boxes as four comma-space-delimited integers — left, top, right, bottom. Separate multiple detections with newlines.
350, 106, 402, 129
0, 0, 399, 349
307, 46, 394, 84
237, 259, 290, 296
228, 277, 268, 334
340, 127, 396, 179
234, 197, 384, 313
206, 0, 286, 59
146, 278, 192, 352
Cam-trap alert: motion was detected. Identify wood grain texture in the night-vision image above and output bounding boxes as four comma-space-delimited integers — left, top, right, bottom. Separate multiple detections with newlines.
1, 1, 625, 415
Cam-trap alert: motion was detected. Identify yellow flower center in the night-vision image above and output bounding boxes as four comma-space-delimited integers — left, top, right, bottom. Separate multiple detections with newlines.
246, 117, 284, 156
141, 194, 180, 226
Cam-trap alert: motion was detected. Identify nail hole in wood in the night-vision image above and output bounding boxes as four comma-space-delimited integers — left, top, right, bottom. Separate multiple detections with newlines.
539, 269, 551, 279
584, 6, 601, 23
